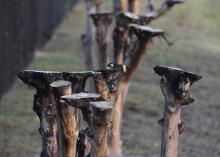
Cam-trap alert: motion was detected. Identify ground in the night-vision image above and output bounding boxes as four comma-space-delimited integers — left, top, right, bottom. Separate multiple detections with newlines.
1, 0, 220, 157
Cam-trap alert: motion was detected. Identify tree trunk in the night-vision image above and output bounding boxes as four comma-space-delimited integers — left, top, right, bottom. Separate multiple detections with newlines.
153, 65, 202, 157
17, 70, 64, 157
90, 101, 113, 157
34, 92, 58, 157
82, 0, 97, 70
51, 80, 79, 157
128, 0, 140, 15
90, 12, 113, 68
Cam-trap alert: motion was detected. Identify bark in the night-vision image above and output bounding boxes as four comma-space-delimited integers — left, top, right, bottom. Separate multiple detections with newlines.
63, 71, 94, 93
82, 0, 104, 70
61, 92, 101, 157
77, 128, 93, 157
61, 93, 101, 133
113, 0, 128, 13
90, 12, 114, 68
90, 101, 113, 157
128, 0, 140, 15
82, 0, 97, 70
113, 12, 138, 64
153, 65, 202, 157
51, 80, 80, 157
109, 24, 164, 156
93, 65, 127, 103
17, 70, 63, 157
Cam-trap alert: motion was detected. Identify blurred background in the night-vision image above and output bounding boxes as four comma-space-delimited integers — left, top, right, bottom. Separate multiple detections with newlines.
0, 0, 220, 157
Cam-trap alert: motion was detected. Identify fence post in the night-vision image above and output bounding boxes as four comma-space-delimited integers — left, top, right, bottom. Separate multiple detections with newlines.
17, 70, 63, 157
90, 12, 113, 68
50, 80, 79, 157
90, 101, 113, 157
93, 64, 127, 102
113, 12, 139, 64
153, 65, 202, 157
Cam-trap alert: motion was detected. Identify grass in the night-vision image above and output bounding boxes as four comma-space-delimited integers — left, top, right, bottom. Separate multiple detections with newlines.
1, 0, 220, 156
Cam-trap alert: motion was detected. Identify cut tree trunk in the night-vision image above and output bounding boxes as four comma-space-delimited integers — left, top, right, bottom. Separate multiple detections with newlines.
51, 80, 79, 157
82, 0, 97, 70
113, 0, 128, 13
61, 92, 101, 134
128, 0, 140, 15
90, 101, 113, 157
153, 65, 201, 157
113, 12, 138, 64
90, 12, 113, 68
109, 24, 164, 156
17, 70, 63, 157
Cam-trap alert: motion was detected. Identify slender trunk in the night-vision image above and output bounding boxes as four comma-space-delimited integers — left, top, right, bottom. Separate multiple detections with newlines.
113, 0, 128, 13
90, 12, 113, 68
82, 0, 97, 70
108, 82, 128, 155
128, 0, 140, 15
153, 65, 202, 157
51, 80, 79, 157
160, 103, 181, 157
34, 92, 58, 157
90, 101, 113, 157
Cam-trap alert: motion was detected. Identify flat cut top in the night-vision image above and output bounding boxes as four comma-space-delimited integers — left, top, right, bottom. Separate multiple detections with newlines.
90, 101, 113, 110
120, 12, 139, 20
153, 65, 202, 82
61, 92, 101, 100
50, 80, 72, 88
129, 24, 164, 37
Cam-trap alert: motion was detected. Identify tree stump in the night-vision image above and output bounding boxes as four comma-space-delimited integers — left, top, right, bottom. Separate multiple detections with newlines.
113, 12, 139, 64
17, 70, 63, 157
153, 65, 202, 157
51, 80, 80, 157
90, 101, 113, 157
90, 12, 114, 68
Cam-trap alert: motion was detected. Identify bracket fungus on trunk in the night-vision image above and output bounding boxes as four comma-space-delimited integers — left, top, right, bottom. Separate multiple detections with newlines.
90, 12, 114, 68
90, 101, 113, 157
153, 65, 202, 157
17, 70, 63, 157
